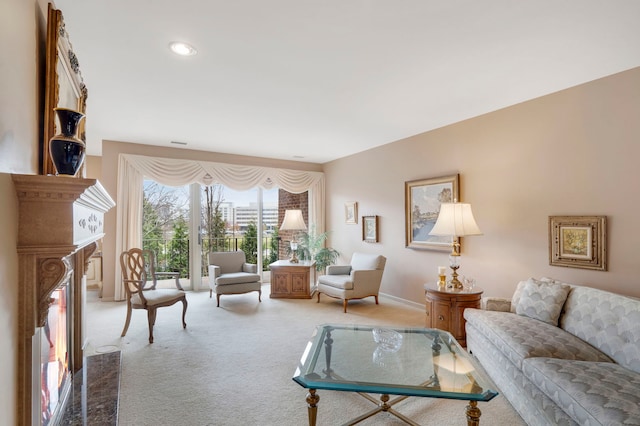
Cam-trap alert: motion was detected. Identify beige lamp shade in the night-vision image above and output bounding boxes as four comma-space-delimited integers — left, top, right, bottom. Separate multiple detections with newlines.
429, 203, 482, 237
280, 209, 307, 231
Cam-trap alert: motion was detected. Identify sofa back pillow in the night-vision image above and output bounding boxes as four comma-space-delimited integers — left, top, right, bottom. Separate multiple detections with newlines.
515, 278, 571, 326
561, 286, 640, 374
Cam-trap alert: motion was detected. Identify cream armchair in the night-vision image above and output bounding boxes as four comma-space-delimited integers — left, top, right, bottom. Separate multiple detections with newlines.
316, 252, 386, 313
208, 251, 262, 307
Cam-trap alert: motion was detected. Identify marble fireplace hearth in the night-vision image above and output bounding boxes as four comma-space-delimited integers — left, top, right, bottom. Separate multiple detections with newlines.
61, 351, 121, 425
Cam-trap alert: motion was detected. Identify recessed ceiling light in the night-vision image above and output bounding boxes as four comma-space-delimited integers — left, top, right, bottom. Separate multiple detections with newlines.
169, 41, 197, 56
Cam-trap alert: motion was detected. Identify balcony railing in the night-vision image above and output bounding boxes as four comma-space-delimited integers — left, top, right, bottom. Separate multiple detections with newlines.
143, 236, 280, 277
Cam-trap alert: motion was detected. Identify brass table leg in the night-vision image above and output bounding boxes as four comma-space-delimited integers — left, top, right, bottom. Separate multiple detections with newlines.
306, 389, 320, 426
466, 400, 481, 426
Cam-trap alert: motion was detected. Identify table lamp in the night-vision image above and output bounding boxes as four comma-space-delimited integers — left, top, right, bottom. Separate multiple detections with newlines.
429, 201, 482, 289
280, 209, 307, 263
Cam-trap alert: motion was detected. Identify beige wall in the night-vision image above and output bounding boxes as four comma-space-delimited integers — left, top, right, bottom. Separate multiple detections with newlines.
0, 0, 48, 422
99, 141, 323, 300
324, 67, 640, 304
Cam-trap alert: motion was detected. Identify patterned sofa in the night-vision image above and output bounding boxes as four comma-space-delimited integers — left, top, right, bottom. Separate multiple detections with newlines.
464, 277, 640, 426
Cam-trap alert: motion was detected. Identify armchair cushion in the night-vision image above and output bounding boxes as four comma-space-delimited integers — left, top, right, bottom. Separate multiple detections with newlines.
317, 275, 354, 290
216, 271, 261, 286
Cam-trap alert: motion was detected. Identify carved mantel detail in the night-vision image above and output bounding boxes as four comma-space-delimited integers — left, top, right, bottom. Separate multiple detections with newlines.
37, 257, 71, 327
12, 174, 115, 426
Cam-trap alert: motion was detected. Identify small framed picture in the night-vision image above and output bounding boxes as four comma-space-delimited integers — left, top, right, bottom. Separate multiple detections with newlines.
549, 215, 607, 271
362, 215, 379, 243
345, 201, 358, 224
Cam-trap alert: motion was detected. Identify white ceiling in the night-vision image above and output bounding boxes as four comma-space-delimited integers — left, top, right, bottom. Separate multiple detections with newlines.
55, 0, 640, 164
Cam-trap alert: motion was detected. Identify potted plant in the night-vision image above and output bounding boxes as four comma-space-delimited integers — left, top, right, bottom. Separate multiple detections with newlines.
289, 226, 340, 273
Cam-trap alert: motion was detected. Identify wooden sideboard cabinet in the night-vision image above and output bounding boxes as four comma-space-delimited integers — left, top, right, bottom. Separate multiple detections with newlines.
424, 284, 483, 347
269, 260, 316, 299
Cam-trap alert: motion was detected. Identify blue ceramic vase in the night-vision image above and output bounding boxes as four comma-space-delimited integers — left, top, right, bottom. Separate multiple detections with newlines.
49, 108, 86, 176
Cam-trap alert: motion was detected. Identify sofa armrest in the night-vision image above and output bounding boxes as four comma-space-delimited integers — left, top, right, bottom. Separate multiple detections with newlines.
482, 297, 512, 312
243, 263, 257, 273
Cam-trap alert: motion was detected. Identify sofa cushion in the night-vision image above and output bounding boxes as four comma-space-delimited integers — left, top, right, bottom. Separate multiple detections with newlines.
464, 309, 613, 370
515, 278, 571, 326
523, 358, 640, 426
216, 272, 261, 285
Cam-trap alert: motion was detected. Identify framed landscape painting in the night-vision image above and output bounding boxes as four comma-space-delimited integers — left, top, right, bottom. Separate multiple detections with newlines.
405, 174, 459, 250
549, 215, 607, 270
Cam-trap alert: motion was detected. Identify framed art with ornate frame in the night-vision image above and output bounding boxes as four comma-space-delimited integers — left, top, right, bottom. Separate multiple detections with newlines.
549, 215, 607, 271
345, 201, 358, 224
42, 3, 88, 176
362, 215, 378, 243
405, 174, 459, 250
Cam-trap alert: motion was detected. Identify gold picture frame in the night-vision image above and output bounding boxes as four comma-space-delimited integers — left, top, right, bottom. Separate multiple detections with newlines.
42, 3, 88, 176
549, 216, 607, 271
345, 201, 358, 224
362, 215, 379, 243
405, 174, 459, 250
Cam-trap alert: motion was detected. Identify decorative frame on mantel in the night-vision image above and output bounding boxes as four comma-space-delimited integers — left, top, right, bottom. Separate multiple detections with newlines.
42, 3, 88, 176
549, 215, 607, 271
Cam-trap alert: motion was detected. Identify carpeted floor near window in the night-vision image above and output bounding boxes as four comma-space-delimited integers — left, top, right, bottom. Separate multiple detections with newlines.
84, 286, 526, 425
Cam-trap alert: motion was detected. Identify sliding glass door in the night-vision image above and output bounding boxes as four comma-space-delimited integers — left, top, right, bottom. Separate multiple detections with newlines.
143, 179, 278, 291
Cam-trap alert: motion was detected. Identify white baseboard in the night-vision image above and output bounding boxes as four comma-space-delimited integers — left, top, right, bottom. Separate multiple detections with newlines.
379, 291, 424, 310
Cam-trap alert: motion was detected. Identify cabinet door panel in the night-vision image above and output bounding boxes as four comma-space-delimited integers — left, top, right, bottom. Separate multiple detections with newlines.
271, 273, 290, 295
291, 272, 308, 294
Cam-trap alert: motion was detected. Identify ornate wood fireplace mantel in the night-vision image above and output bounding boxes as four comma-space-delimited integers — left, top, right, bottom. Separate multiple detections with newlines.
13, 174, 115, 426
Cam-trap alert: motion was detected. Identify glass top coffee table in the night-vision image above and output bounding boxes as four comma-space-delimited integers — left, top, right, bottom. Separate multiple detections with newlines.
293, 324, 498, 426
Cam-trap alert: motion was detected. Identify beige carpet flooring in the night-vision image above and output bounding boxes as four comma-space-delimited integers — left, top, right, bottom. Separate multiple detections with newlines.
84, 285, 526, 426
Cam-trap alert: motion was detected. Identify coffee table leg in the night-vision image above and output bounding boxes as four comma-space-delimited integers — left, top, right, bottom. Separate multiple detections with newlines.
306, 389, 320, 426
466, 400, 481, 426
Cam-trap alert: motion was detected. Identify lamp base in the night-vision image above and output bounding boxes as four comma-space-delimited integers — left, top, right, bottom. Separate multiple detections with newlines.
290, 251, 299, 263
448, 265, 463, 290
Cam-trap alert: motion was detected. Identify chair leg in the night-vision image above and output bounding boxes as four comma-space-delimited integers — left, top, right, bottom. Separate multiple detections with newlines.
374, 295, 379, 305
317, 292, 321, 303
216, 293, 221, 307
181, 297, 188, 329
343, 299, 348, 313
121, 303, 132, 337
258, 289, 262, 303
209, 288, 212, 298
147, 308, 157, 344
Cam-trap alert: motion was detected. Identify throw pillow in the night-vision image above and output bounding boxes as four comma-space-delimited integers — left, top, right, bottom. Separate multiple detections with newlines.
510, 280, 528, 313
515, 278, 571, 326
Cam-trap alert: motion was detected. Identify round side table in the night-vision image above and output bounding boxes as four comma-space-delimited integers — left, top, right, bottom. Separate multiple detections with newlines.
424, 283, 483, 347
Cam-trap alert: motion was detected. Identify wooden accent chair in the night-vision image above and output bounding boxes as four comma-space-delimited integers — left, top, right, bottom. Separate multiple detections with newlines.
316, 252, 387, 313
120, 248, 187, 343
208, 251, 262, 307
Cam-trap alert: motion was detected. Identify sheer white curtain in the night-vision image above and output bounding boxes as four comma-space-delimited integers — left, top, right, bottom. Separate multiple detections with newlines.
115, 154, 325, 300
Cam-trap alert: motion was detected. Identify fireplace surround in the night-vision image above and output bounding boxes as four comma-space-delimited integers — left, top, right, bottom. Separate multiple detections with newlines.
13, 174, 114, 425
